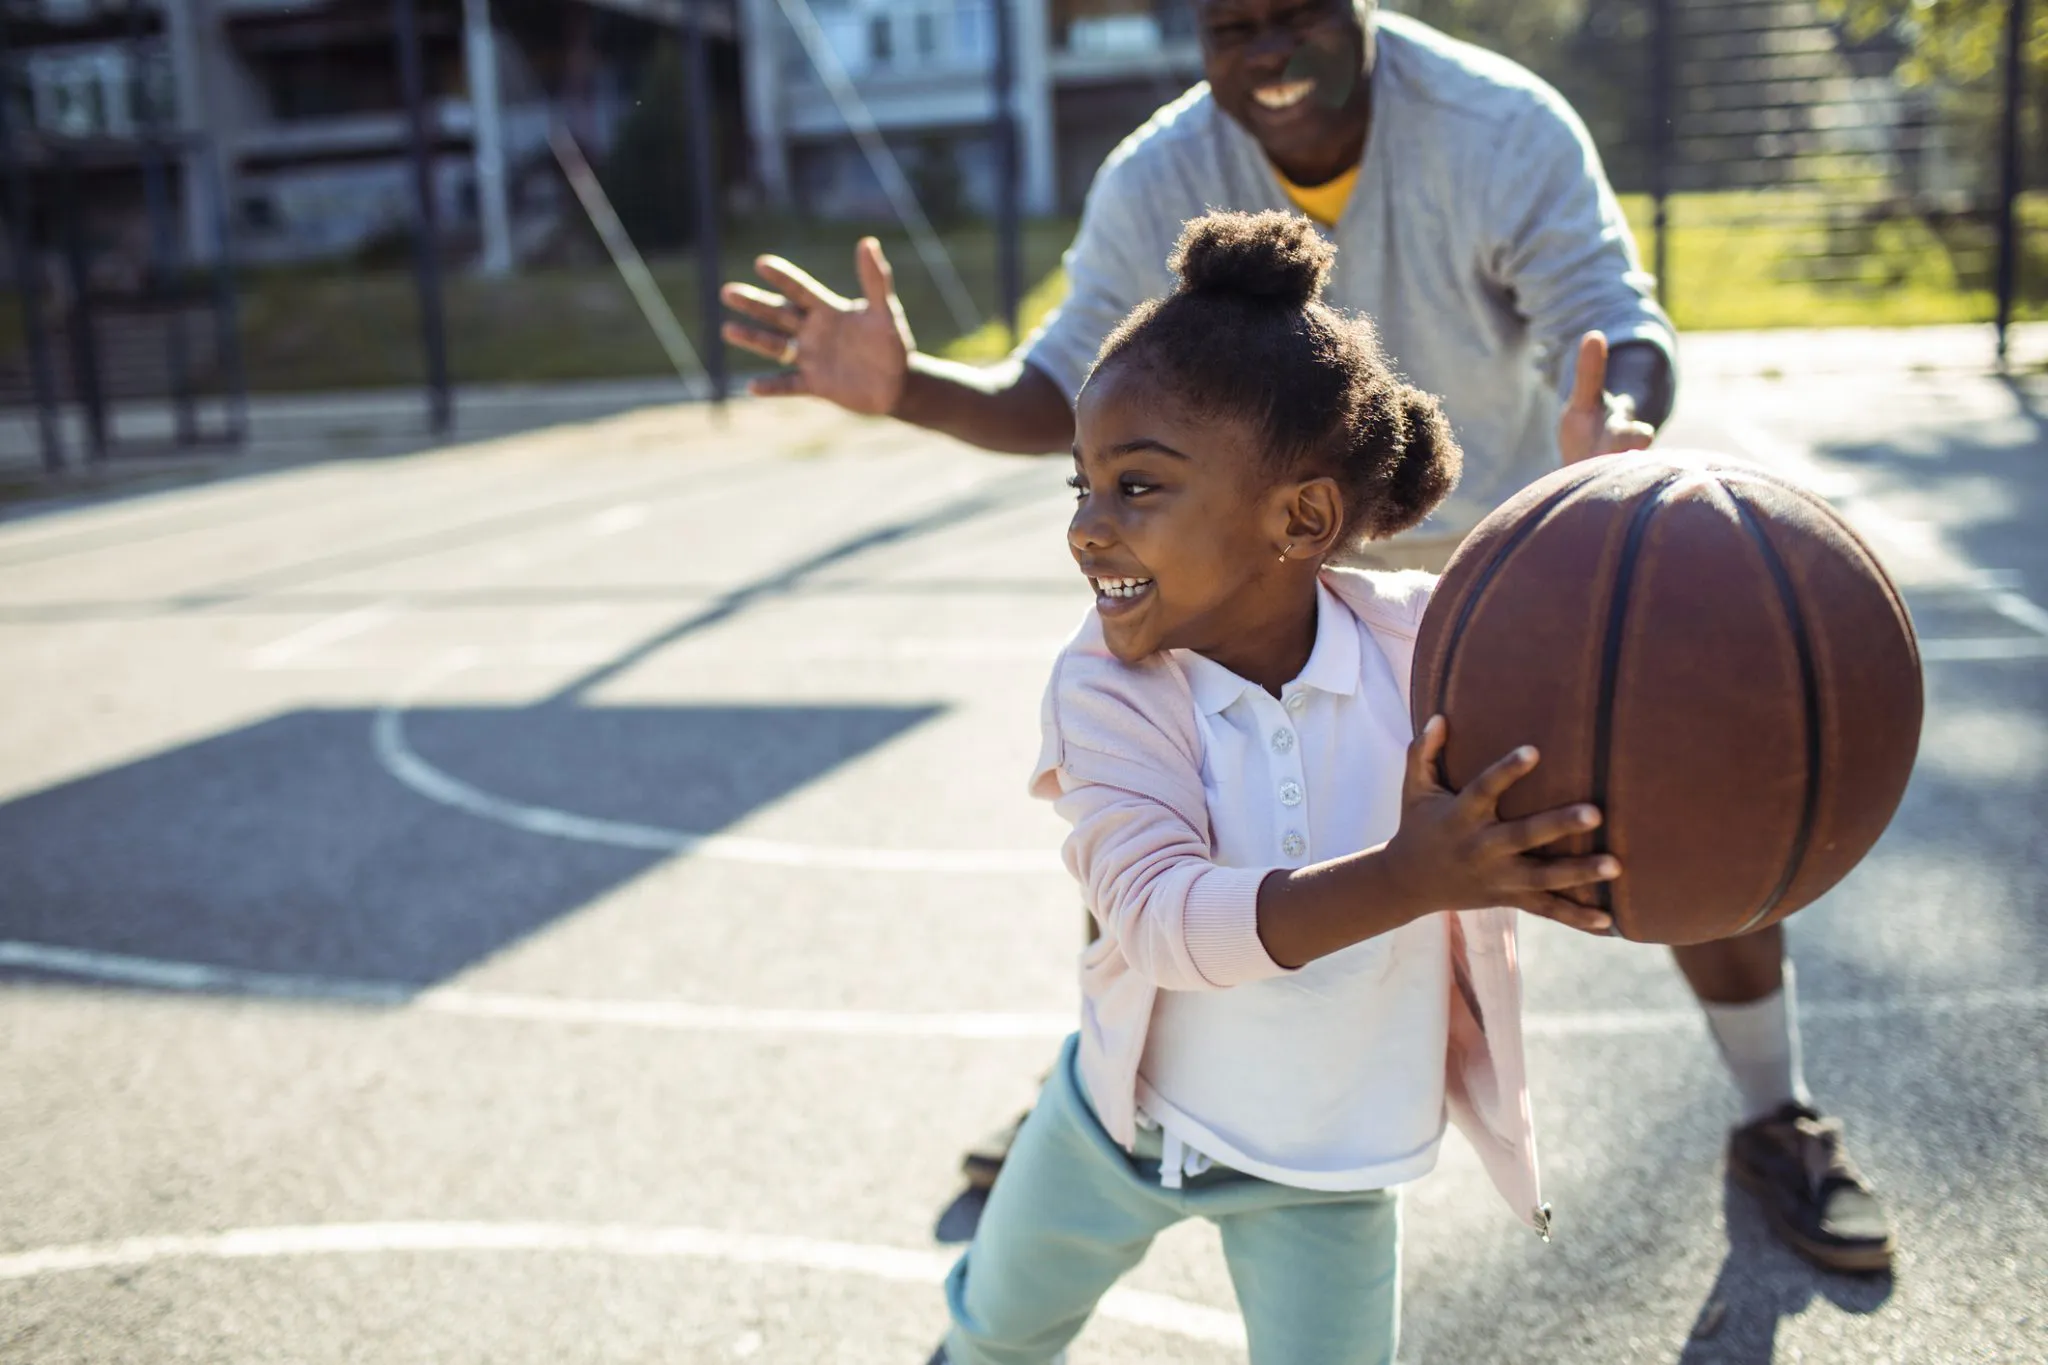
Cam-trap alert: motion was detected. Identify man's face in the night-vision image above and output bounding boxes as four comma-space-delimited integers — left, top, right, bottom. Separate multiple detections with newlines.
1197, 0, 1373, 184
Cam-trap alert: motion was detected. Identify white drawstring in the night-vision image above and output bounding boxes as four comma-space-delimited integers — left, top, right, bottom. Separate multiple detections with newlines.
1158, 1130, 1213, 1190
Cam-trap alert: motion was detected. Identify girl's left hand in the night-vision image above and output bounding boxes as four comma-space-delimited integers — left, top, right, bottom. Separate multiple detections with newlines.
1559, 331, 1657, 466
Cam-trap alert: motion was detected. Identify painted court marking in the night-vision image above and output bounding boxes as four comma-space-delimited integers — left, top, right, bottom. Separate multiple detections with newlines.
6, 941, 2043, 1043
371, 652, 1064, 874
247, 600, 403, 670
0, 1220, 1248, 1346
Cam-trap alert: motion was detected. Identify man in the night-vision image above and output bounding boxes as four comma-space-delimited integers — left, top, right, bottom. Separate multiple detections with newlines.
721, 0, 1891, 1273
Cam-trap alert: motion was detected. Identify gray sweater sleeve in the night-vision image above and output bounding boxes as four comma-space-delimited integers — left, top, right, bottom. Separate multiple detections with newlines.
1479, 90, 1678, 403
1020, 156, 1171, 405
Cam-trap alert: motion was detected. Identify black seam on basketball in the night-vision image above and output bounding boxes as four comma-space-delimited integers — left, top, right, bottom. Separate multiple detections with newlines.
1590, 475, 1683, 922
1429, 471, 1623, 782
1725, 486, 1824, 935
1721, 471, 1924, 674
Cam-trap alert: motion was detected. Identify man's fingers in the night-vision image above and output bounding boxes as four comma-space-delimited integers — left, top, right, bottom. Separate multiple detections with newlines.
754, 255, 836, 312
746, 370, 811, 399
856, 236, 896, 311
721, 282, 801, 333
1487, 804, 1603, 856
723, 321, 797, 362
1605, 421, 1656, 454
1518, 894, 1615, 936
1566, 331, 1608, 414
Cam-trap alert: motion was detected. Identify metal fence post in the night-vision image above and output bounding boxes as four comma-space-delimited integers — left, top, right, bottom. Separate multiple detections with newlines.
394, 0, 452, 433
1651, 0, 1676, 313
56, 151, 107, 462
991, 0, 1022, 343
682, 3, 727, 404
129, 0, 197, 447
0, 4, 64, 472
1995, 0, 2030, 367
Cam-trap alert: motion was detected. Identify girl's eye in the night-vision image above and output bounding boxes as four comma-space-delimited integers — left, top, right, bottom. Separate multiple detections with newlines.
1120, 478, 1156, 497
1065, 474, 1087, 499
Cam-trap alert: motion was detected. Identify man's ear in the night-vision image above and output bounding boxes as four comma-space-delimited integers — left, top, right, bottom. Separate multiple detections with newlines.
1281, 476, 1346, 560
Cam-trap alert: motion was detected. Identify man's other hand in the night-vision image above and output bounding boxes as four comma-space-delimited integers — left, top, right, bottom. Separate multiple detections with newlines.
1559, 330, 1658, 466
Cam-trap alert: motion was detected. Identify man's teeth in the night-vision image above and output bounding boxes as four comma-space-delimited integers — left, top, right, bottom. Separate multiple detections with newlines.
1254, 80, 1315, 110
1092, 576, 1154, 599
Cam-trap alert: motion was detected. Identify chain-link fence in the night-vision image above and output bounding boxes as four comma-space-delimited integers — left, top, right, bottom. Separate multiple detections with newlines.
1397, 0, 2044, 336
0, 0, 2039, 470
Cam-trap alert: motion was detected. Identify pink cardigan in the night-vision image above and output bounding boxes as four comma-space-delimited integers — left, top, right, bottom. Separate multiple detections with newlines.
1030, 567, 1549, 1235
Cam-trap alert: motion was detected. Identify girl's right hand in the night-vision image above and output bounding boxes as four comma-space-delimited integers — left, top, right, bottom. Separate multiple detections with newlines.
1385, 715, 1619, 935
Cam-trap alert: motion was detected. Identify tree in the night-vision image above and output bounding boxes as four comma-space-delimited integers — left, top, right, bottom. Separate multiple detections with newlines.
1823, 0, 2045, 87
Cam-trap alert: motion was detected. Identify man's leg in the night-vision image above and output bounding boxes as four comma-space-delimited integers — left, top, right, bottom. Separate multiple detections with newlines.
1673, 926, 1894, 1272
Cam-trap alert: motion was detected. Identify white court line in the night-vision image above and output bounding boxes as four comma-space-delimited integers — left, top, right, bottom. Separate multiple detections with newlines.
6, 941, 2043, 1042
585, 503, 648, 537
0, 1220, 1247, 1345
248, 601, 402, 670
371, 652, 1064, 875
1918, 636, 2048, 662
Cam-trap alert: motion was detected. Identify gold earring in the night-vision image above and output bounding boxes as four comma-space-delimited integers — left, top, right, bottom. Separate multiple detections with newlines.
1278, 543, 1294, 562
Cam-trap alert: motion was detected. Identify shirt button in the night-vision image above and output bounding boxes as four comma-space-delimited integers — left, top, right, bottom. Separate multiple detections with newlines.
1271, 728, 1295, 754
1282, 831, 1307, 859
1279, 780, 1303, 807
1285, 694, 1307, 713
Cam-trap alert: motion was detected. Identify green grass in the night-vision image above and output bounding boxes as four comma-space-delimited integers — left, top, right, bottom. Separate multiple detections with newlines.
17, 193, 2046, 393
230, 216, 1079, 391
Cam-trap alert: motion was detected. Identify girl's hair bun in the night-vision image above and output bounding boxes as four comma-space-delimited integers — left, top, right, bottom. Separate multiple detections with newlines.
1169, 210, 1333, 307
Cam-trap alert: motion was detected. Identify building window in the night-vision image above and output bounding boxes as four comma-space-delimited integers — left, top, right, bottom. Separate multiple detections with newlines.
868, 14, 893, 67
915, 12, 937, 59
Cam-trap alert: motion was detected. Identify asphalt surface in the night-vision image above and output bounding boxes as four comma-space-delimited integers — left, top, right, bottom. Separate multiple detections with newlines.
1, 333, 2044, 1363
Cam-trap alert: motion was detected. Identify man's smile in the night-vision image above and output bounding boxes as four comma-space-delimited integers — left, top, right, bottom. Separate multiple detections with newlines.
1253, 79, 1317, 111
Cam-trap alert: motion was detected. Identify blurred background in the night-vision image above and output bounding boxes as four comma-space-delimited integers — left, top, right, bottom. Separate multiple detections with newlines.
0, 0, 2040, 472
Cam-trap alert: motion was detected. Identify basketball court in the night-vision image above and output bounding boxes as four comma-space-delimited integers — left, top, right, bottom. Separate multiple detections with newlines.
2, 330, 2044, 1363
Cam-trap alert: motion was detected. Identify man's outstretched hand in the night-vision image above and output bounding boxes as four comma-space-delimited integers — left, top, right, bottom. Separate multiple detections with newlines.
720, 237, 914, 416
1558, 330, 1658, 466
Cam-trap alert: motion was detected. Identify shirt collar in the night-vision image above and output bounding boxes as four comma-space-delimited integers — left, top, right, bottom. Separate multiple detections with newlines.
1180, 582, 1361, 717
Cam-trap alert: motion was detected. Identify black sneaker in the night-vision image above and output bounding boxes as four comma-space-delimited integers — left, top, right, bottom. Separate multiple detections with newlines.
1728, 1101, 1894, 1272
960, 1109, 1030, 1191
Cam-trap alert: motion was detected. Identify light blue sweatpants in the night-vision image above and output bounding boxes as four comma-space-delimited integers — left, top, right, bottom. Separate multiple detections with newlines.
943, 1035, 1402, 1365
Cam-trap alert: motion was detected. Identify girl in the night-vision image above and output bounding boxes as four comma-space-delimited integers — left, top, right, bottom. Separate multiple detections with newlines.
934, 210, 1620, 1365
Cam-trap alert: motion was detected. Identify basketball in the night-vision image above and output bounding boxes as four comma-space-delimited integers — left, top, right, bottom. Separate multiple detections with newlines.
1409, 452, 1924, 944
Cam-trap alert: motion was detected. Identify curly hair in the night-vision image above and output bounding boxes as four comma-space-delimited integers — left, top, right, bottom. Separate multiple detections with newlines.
1091, 209, 1460, 545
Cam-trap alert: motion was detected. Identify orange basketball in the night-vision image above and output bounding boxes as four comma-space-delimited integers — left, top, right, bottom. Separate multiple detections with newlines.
1410, 452, 1923, 944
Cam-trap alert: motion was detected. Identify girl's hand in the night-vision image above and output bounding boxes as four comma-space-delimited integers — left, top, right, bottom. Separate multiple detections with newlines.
1385, 715, 1618, 934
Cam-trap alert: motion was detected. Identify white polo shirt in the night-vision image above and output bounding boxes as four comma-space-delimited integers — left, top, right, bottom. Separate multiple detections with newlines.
1137, 582, 1452, 1192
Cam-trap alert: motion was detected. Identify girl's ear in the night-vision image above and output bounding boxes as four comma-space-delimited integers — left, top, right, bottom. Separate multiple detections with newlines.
1281, 477, 1346, 560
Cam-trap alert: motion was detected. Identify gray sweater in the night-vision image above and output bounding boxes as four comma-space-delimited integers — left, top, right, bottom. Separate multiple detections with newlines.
1022, 13, 1678, 537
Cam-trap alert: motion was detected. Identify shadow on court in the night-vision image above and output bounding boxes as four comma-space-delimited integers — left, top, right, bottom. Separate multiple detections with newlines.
1675, 1180, 1893, 1365
0, 702, 941, 987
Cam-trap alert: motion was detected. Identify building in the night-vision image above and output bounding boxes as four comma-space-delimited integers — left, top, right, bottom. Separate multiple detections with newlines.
736, 0, 1202, 219
0, 0, 740, 275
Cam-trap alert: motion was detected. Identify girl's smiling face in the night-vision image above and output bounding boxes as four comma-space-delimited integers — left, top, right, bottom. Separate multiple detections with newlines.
1069, 360, 1339, 689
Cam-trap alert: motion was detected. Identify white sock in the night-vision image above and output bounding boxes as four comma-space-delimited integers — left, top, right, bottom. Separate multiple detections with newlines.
1700, 958, 1814, 1122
